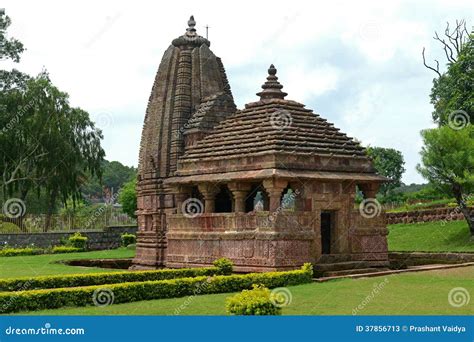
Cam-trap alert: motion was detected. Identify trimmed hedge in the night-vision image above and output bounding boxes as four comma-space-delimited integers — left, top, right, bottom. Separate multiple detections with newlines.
226, 284, 281, 315
68, 232, 87, 250
0, 264, 313, 313
0, 246, 84, 257
51, 246, 83, 254
121, 233, 136, 247
0, 247, 44, 257
0, 266, 228, 292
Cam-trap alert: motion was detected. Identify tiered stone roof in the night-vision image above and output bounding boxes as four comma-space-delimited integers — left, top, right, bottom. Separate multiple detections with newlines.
175, 65, 378, 178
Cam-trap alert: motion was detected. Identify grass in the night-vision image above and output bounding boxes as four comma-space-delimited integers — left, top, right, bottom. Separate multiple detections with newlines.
14, 266, 474, 315
0, 248, 134, 279
388, 220, 474, 252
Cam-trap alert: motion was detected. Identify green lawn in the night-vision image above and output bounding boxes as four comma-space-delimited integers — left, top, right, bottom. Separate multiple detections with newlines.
15, 266, 474, 315
388, 220, 474, 252
0, 248, 134, 279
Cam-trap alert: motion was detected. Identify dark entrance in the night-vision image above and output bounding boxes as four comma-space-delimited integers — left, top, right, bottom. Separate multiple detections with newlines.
215, 186, 233, 213
321, 212, 332, 254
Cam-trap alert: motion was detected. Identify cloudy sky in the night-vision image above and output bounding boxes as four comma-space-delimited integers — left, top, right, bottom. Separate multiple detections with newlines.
3, 0, 473, 184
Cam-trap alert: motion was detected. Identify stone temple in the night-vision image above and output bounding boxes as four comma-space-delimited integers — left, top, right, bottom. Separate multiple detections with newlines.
132, 16, 389, 274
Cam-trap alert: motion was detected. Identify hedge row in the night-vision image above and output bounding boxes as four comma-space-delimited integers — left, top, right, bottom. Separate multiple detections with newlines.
0, 246, 82, 257
0, 264, 313, 313
0, 247, 44, 257
0, 266, 226, 292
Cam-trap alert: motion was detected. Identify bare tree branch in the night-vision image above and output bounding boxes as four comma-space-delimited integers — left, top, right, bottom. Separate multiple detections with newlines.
434, 31, 456, 63
422, 47, 442, 77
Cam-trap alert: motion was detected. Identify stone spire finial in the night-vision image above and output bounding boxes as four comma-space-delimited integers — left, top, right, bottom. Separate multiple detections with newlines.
173, 15, 210, 47
186, 15, 196, 35
256, 64, 288, 100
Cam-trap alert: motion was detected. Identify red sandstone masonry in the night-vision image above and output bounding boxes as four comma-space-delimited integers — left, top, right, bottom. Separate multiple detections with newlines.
386, 207, 474, 224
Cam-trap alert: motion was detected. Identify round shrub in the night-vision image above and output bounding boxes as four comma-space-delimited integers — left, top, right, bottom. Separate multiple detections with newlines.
226, 284, 281, 315
213, 258, 233, 275
121, 233, 136, 247
68, 232, 88, 250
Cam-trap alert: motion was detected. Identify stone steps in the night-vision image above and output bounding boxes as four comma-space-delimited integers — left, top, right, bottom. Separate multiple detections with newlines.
317, 254, 353, 263
323, 267, 391, 277
314, 261, 370, 272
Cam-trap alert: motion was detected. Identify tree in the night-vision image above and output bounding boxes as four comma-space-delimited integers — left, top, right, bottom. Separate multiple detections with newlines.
118, 179, 137, 219
0, 10, 35, 191
417, 125, 474, 235
81, 160, 137, 200
1, 12, 105, 229
366, 146, 405, 197
422, 20, 473, 126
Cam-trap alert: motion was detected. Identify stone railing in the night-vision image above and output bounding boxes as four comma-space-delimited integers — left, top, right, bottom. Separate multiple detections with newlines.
167, 211, 318, 233
386, 207, 473, 225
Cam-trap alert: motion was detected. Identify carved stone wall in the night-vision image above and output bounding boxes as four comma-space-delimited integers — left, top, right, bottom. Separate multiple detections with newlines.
133, 18, 236, 269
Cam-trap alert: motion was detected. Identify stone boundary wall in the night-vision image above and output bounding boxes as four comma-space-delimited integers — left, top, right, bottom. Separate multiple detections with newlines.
386, 207, 473, 225
389, 252, 474, 268
0, 225, 138, 250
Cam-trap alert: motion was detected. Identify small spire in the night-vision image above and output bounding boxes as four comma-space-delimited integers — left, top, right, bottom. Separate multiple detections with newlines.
187, 15, 196, 35
256, 64, 288, 100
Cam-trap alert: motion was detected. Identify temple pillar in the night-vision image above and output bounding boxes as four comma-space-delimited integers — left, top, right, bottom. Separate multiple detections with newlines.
228, 182, 251, 213
172, 185, 192, 214
263, 179, 288, 212
198, 183, 219, 213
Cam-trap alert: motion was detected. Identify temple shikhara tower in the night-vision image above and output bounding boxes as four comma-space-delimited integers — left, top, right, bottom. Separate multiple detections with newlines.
133, 16, 390, 274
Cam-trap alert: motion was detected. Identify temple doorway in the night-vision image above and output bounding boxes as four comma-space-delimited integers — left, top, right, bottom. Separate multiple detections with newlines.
321, 211, 333, 254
